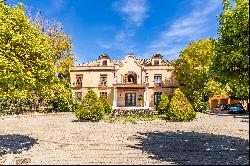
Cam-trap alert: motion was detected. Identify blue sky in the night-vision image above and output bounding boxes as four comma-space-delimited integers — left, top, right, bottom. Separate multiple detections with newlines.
6, 0, 224, 64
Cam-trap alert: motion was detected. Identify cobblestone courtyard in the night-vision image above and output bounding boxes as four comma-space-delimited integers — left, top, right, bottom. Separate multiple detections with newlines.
0, 112, 249, 165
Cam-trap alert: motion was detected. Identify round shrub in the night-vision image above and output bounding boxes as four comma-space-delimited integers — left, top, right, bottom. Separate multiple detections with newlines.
166, 88, 196, 121
75, 90, 105, 122
75, 101, 105, 122
99, 96, 112, 114
156, 92, 169, 114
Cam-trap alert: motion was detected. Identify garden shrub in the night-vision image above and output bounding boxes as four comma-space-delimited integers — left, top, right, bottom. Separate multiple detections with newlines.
156, 92, 169, 114
99, 96, 112, 114
75, 90, 105, 122
166, 88, 196, 122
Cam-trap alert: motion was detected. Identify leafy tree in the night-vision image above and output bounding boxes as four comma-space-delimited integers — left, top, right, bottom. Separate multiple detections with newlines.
211, 0, 249, 99
156, 92, 169, 114
75, 90, 105, 122
100, 96, 112, 114
0, 3, 75, 113
166, 88, 196, 122
30, 11, 75, 112
173, 38, 229, 112
0, 3, 54, 105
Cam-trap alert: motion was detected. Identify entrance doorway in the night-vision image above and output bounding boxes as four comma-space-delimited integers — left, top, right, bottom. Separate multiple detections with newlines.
125, 93, 136, 106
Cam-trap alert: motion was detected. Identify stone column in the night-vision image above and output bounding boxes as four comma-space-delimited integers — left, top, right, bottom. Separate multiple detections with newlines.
112, 87, 117, 109
144, 87, 149, 108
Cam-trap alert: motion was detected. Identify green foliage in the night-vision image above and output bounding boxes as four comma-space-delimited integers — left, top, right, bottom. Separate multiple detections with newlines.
0, 3, 75, 113
166, 88, 196, 122
100, 96, 112, 114
111, 109, 152, 116
75, 90, 105, 122
156, 92, 169, 114
104, 114, 164, 123
211, 0, 249, 98
0, 3, 54, 101
173, 38, 229, 112
82, 90, 99, 106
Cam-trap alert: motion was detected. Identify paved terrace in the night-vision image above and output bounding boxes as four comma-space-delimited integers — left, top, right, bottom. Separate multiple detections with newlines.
0, 112, 249, 165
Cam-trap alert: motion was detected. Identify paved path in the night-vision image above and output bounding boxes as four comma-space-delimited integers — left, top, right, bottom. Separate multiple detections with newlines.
0, 112, 249, 165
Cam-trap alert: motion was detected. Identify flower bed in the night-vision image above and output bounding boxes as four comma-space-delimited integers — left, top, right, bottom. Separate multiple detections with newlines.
111, 109, 156, 116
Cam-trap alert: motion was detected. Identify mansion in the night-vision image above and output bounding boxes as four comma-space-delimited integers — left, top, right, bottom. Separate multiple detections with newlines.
69, 54, 179, 109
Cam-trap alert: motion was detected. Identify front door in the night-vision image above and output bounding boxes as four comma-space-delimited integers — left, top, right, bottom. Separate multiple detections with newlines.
125, 93, 136, 106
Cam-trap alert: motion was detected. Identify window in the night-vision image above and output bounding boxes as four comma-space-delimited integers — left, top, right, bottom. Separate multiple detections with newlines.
145, 76, 148, 83
75, 92, 82, 101
154, 92, 162, 105
125, 93, 136, 106
154, 75, 162, 83
100, 74, 107, 86
76, 75, 83, 87
100, 92, 108, 99
154, 60, 160, 65
102, 60, 107, 66
128, 74, 135, 83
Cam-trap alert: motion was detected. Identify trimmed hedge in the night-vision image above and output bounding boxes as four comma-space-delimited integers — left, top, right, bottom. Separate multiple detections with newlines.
166, 88, 196, 122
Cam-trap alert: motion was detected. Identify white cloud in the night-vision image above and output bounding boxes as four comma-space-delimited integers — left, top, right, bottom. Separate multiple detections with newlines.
143, 0, 222, 60
98, 0, 149, 55
51, 0, 67, 11
113, 0, 149, 27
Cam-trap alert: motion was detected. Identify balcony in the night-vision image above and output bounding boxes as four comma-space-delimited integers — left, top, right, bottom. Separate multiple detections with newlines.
162, 79, 179, 88
113, 83, 149, 89
153, 79, 179, 88
99, 81, 108, 90
154, 81, 163, 87
72, 82, 82, 89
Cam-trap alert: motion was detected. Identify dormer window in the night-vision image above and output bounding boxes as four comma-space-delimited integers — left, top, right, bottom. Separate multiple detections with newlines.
154, 60, 160, 65
102, 60, 107, 66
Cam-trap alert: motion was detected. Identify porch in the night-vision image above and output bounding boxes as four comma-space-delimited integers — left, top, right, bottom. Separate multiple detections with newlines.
112, 83, 151, 110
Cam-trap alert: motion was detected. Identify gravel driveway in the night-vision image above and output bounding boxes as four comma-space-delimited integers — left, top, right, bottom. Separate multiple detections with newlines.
0, 112, 249, 165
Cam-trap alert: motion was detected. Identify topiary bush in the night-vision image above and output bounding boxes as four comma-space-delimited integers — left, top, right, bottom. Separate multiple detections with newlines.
99, 96, 112, 114
166, 88, 196, 122
156, 92, 169, 114
75, 90, 105, 122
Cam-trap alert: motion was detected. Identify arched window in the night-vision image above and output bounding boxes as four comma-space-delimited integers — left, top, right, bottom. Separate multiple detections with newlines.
128, 74, 135, 83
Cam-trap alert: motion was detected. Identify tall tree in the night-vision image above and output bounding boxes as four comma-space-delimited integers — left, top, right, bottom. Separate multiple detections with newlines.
173, 38, 229, 112
30, 11, 75, 112
211, 0, 249, 98
0, 3, 75, 112
0, 3, 54, 102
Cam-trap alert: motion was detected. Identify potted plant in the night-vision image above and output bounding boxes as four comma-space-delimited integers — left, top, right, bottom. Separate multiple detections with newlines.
138, 96, 144, 107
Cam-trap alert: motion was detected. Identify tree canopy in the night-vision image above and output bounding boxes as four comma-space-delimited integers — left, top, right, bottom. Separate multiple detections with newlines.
0, 3, 54, 101
211, 0, 249, 99
0, 3, 75, 112
173, 38, 229, 111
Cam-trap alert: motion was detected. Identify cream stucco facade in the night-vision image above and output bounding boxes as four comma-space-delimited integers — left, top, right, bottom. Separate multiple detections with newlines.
69, 54, 179, 109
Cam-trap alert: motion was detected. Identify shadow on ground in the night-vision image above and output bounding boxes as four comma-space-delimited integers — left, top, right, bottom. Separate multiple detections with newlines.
128, 131, 249, 165
0, 134, 38, 156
